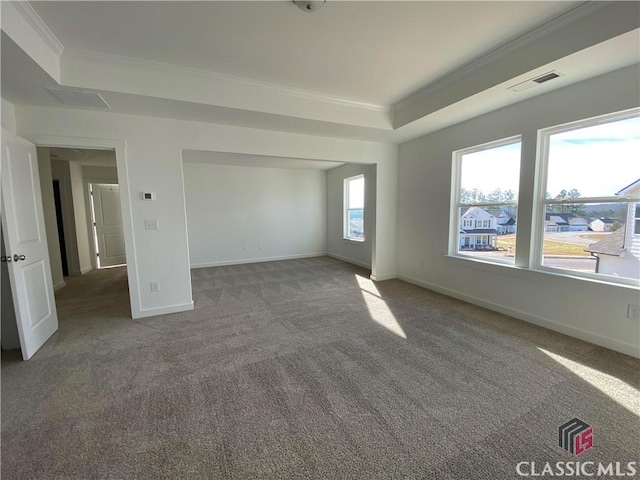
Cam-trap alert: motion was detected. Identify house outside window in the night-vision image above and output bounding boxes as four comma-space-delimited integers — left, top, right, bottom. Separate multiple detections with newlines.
450, 137, 521, 263
344, 175, 364, 241
536, 111, 639, 283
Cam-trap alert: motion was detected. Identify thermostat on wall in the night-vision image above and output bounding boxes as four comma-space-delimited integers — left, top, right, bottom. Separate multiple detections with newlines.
141, 192, 156, 201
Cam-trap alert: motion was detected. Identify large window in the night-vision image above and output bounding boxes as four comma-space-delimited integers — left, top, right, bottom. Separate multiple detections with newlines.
450, 137, 521, 264
344, 175, 364, 241
449, 109, 639, 287
536, 111, 640, 283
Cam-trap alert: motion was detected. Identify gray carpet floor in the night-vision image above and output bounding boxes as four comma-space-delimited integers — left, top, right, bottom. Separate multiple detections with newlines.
1, 256, 639, 479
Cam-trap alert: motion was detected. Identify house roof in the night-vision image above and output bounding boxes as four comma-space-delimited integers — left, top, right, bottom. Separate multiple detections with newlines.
585, 230, 626, 257
486, 207, 516, 219
616, 179, 640, 196
547, 215, 569, 224
503, 218, 517, 226
460, 206, 495, 219
593, 218, 617, 224
568, 217, 588, 225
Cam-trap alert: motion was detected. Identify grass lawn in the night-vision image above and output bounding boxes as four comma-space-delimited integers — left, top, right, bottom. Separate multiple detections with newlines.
496, 234, 590, 256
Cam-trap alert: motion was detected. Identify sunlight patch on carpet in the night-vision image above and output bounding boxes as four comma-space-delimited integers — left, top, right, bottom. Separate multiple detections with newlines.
538, 347, 640, 414
356, 274, 406, 339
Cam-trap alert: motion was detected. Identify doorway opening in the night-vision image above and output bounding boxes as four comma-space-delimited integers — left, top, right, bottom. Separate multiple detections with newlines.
88, 183, 126, 269
1, 137, 134, 361
41, 147, 130, 329
52, 180, 69, 276
45, 147, 127, 275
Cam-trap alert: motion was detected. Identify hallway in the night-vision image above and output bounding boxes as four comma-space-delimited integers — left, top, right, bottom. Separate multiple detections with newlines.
2, 266, 130, 362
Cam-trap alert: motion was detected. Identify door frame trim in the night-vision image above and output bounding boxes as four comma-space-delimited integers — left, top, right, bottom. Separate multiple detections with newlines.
23, 135, 138, 319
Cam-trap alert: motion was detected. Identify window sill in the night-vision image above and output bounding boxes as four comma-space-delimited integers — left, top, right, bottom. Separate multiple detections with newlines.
445, 254, 640, 293
343, 237, 365, 244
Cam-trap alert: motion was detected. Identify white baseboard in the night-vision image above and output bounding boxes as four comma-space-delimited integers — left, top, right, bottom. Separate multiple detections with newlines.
397, 273, 640, 359
134, 301, 194, 319
327, 253, 371, 270
80, 266, 92, 275
371, 272, 397, 281
53, 280, 66, 291
191, 252, 327, 269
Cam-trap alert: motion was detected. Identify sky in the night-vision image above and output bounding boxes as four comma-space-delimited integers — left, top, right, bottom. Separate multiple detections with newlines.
460, 115, 640, 200
460, 142, 521, 195
547, 116, 640, 198
348, 175, 364, 209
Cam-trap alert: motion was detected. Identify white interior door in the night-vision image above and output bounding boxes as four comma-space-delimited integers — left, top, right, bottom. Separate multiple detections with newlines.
91, 183, 126, 267
1, 128, 58, 360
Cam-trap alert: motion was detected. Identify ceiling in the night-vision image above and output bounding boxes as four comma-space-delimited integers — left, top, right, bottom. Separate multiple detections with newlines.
183, 150, 343, 171
48, 147, 116, 167
29, 1, 577, 105
2, 1, 639, 144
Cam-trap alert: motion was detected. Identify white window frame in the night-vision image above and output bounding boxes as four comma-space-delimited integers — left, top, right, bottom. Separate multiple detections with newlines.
344, 174, 365, 242
449, 135, 521, 264
532, 108, 640, 286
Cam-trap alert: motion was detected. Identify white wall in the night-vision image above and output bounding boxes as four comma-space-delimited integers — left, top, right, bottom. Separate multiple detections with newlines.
397, 65, 640, 357
15, 106, 398, 318
327, 164, 376, 269
83, 165, 118, 183
69, 162, 92, 274
36, 148, 65, 289
1, 98, 16, 132
184, 162, 326, 267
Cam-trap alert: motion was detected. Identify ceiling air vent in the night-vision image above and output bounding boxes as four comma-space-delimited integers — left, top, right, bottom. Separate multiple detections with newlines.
45, 87, 111, 109
508, 70, 564, 93
533, 72, 560, 84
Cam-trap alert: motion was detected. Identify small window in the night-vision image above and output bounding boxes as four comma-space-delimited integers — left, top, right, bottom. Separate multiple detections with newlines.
344, 175, 364, 241
635, 203, 640, 235
450, 137, 521, 263
536, 111, 640, 282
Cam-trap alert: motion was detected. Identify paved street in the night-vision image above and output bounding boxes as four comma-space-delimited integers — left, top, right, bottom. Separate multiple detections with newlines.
544, 231, 610, 246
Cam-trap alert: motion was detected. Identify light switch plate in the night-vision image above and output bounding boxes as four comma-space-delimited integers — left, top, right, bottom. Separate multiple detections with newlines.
144, 218, 159, 230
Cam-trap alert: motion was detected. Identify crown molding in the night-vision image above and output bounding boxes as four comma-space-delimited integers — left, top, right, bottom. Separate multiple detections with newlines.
63, 49, 388, 114
11, 1, 64, 57
394, 1, 606, 111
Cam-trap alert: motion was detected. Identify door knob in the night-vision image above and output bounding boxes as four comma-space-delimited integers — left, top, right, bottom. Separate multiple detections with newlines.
13, 254, 26, 262
0, 256, 11, 263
